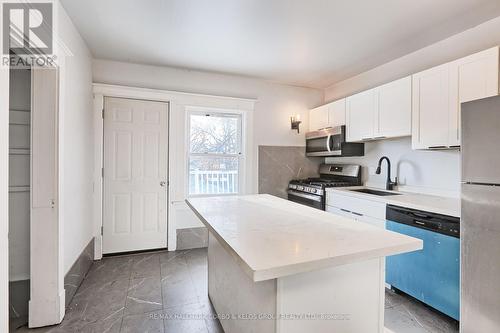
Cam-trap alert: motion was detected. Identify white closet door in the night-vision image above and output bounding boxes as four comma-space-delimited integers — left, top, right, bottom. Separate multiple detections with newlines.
103, 97, 168, 254
30, 67, 63, 327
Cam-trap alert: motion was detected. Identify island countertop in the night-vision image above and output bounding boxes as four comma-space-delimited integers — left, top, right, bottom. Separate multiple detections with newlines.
186, 194, 422, 282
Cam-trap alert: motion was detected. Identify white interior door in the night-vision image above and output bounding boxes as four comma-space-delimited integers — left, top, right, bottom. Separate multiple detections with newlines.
29, 66, 63, 327
103, 97, 168, 254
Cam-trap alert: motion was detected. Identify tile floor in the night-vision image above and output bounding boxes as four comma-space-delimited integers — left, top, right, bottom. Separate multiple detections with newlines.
11, 248, 459, 333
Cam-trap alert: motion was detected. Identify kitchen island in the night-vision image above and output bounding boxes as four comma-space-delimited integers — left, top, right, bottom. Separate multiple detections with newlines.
186, 194, 422, 333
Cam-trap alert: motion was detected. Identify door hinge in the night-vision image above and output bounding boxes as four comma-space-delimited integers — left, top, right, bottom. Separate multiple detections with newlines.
101, 168, 104, 178
101, 226, 103, 236
101, 108, 105, 119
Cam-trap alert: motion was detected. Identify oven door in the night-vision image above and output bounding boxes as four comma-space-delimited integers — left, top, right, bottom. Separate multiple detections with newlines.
287, 190, 324, 210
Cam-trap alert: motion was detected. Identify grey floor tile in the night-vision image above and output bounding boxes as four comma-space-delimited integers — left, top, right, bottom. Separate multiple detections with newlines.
126, 277, 163, 315
121, 311, 165, 333
160, 251, 199, 308
384, 290, 458, 333
12, 249, 460, 333
385, 304, 429, 333
84, 256, 133, 285
78, 308, 123, 333
161, 273, 199, 309
185, 248, 208, 267
160, 255, 190, 280
199, 299, 224, 333
70, 282, 128, 324
130, 253, 161, 279
163, 303, 208, 333
159, 250, 189, 264
74, 277, 129, 302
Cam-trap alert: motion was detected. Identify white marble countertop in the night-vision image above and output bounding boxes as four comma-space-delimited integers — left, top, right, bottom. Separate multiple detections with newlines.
326, 187, 461, 218
186, 194, 422, 282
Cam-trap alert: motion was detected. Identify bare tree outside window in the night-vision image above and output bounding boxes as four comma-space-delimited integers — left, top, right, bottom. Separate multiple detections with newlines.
189, 113, 242, 195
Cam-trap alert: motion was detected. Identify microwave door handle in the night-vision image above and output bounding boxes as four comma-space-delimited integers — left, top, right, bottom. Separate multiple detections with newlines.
326, 135, 332, 152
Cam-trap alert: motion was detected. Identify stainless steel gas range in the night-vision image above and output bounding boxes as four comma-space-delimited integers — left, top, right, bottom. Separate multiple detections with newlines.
287, 164, 361, 210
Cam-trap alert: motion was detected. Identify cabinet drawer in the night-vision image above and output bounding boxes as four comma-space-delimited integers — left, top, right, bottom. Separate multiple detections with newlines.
325, 205, 356, 219
356, 215, 386, 229
326, 192, 386, 220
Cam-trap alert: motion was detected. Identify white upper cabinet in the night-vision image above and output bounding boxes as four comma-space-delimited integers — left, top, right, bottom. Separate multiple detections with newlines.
375, 76, 412, 139
309, 104, 329, 131
346, 88, 377, 142
328, 98, 346, 128
412, 63, 451, 149
412, 47, 499, 149
346, 77, 411, 142
448, 46, 499, 147
311, 47, 499, 147
309, 99, 346, 131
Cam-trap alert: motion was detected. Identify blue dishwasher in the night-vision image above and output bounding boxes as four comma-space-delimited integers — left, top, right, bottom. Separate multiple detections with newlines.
386, 205, 460, 321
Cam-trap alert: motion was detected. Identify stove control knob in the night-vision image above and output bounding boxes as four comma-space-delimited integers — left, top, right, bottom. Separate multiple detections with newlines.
311, 189, 317, 194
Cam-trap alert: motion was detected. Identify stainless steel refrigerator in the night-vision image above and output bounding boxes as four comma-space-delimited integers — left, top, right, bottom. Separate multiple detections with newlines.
461, 95, 500, 332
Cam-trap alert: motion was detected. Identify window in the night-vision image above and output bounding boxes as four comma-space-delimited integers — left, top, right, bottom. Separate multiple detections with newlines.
188, 111, 242, 196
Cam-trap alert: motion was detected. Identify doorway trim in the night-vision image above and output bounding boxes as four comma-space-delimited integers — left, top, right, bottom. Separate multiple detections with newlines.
0, 57, 10, 333
92, 84, 255, 259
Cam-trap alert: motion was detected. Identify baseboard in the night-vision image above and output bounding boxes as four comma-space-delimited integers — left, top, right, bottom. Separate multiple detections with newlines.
64, 237, 94, 307
28, 290, 65, 327
9, 279, 29, 320
176, 227, 208, 250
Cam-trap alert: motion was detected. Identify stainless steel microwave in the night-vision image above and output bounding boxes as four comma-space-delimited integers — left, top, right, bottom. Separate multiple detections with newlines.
305, 126, 364, 157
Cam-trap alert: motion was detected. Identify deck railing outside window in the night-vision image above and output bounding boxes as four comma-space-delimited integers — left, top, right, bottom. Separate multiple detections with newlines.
189, 170, 238, 195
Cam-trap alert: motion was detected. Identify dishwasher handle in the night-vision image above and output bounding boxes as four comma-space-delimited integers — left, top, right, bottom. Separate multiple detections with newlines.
387, 205, 432, 219
386, 205, 460, 238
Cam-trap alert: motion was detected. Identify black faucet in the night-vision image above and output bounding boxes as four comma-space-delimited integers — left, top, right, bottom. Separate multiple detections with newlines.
376, 156, 397, 191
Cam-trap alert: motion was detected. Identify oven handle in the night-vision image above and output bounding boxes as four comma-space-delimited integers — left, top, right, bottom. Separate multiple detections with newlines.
287, 190, 322, 202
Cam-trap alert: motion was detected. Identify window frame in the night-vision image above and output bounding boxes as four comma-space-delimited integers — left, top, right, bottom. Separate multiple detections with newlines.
186, 107, 245, 198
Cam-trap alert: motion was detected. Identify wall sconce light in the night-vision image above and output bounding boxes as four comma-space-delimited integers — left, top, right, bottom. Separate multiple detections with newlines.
291, 115, 302, 133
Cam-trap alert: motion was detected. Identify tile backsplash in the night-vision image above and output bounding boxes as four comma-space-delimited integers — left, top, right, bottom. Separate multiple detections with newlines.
258, 146, 323, 199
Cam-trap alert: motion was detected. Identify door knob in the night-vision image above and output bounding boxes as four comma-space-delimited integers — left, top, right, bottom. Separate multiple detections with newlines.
160, 181, 166, 187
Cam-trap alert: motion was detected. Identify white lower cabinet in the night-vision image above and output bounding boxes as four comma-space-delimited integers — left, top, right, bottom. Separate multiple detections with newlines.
325, 205, 356, 219
356, 214, 386, 229
326, 191, 386, 229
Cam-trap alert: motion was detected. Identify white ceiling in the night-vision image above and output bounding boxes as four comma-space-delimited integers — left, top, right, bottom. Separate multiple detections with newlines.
61, 0, 500, 88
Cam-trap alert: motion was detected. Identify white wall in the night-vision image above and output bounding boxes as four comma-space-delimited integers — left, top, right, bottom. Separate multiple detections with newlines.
326, 138, 460, 197
92, 59, 323, 149
325, 16, 500, 101
56, 2, 94, 274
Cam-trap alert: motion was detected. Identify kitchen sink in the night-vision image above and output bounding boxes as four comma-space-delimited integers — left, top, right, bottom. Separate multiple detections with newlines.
349, 188, 402, 196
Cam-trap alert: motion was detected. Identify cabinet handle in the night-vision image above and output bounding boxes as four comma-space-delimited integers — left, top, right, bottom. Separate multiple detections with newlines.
373, 136, 386, 139
427, 146, 447, 149
340, 208, 351, 213
352, 211, 364, 217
